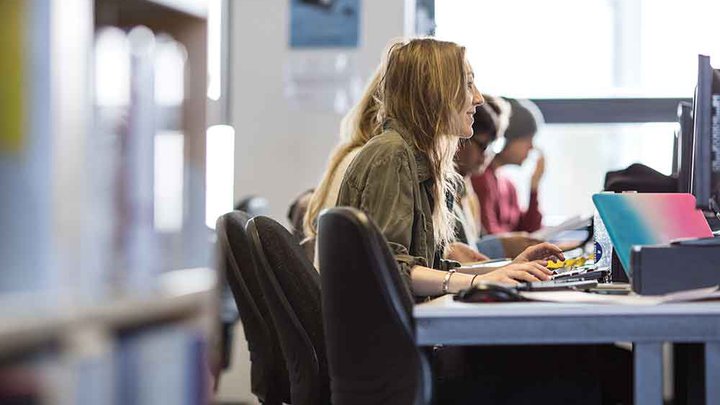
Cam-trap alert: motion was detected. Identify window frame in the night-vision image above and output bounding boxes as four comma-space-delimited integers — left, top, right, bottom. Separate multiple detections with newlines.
531, 98, 691, 124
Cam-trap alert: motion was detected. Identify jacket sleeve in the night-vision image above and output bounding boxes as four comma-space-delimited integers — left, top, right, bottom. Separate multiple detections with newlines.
340, 150, 426, 289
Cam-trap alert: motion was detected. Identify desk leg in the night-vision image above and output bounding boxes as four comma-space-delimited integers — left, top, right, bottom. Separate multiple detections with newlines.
706, 342, 720, 404
635, 343, 663, 405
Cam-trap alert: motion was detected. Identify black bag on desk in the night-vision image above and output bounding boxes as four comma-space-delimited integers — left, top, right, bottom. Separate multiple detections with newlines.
631, 243, 720, 294
604, 163, 678, 193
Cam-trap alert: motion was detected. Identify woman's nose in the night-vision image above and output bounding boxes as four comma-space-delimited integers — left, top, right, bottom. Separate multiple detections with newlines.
473, 86, 484, 106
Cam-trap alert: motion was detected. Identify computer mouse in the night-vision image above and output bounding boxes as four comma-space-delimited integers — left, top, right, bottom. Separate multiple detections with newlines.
453, 283, 525, 303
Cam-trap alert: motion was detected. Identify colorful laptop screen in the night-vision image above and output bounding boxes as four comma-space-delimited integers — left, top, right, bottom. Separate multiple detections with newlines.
592, 193, 713, 275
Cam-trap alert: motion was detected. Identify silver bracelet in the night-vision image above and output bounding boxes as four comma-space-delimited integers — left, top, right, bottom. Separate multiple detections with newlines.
441, 269, 457, 294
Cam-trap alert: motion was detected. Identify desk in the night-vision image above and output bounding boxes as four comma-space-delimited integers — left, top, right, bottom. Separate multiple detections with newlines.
414, 295, 720, 405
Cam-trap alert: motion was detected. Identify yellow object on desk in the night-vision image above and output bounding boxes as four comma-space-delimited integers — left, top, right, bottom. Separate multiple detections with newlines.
547, 256, 589, 270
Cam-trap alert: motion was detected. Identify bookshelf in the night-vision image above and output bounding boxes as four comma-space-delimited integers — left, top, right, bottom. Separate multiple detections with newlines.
1, 0, 215, 403
0, 268, 214, 357
145, 0, 208, 18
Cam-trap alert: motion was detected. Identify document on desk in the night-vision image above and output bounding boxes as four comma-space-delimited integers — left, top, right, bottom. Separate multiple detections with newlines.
530, 215, 590, 241
520, 285, 720, 305
458, 258, 512, 273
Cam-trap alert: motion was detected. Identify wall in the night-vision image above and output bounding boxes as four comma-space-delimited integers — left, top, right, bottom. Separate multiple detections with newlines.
217, 1, 410, 402
230, 0, 409, 223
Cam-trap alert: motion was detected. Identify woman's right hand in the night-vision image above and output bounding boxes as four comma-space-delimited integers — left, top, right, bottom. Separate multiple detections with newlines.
474, 262, 552, 286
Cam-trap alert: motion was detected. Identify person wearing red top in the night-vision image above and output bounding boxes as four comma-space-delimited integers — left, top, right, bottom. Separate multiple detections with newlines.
472, 98, 545, 234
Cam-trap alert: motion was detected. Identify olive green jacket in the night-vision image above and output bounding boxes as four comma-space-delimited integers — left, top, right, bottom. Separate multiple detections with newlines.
336, 121, 456, 294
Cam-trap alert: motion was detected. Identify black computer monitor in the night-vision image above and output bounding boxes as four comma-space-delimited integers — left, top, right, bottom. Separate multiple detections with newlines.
690, 55, 720, 213
675, 101, 694, 193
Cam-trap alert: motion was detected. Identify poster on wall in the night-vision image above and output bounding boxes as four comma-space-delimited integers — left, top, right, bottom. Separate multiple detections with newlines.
289, 0, 360, 48
284, 52, 362, 113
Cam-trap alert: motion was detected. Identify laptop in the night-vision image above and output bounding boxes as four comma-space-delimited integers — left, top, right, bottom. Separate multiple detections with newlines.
592, 193, 713, 277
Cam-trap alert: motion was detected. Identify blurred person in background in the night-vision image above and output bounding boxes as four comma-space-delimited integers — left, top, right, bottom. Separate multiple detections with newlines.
454, 95, 543, 258
472, 98, 545, 234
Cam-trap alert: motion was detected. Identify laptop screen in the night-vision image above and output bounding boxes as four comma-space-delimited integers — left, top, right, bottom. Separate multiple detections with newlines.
592, 193, 713, 276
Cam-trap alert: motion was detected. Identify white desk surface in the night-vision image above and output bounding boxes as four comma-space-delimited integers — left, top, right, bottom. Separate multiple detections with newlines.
414, 294, 720, 405
415, 294, 720, 318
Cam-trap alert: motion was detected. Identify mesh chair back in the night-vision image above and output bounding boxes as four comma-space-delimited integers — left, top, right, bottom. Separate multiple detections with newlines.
247, 216, 330, 405
216, 212, 291, 404
317, 207, 432, 405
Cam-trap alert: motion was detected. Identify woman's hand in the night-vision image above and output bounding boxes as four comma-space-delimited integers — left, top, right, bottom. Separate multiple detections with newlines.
512, 242, 564, 264
474, 262, 552, 285
445, 242, 490, 263
499, 232, 544, 258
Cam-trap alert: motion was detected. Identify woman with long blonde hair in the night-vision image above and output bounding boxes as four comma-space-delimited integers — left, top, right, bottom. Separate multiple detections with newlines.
305, 42, 489, 267
334, 38, 563, 296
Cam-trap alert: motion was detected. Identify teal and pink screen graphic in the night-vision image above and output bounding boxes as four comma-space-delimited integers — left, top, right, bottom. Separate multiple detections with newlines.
592, 193, 713, 274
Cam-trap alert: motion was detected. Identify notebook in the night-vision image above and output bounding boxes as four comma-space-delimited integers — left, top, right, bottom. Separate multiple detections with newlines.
592, 193, 713, 276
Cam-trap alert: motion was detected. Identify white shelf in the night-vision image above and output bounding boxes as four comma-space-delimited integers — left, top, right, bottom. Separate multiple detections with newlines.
0, 316, 68, 358
145, 0, 208, 18
0, 268, 216, 357
83, 288, 213, 330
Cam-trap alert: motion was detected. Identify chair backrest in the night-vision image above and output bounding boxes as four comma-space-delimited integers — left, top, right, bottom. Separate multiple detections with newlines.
247, 216, 330, 405
215, 211, 291, 405
317, 207, 432, 405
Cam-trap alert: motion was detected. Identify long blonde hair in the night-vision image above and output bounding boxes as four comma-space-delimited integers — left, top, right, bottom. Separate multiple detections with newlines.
379, 38, 468, 248
303, 68, 384, 238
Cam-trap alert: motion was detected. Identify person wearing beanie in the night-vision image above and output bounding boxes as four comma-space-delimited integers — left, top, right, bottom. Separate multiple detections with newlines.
471, 98, 545, 234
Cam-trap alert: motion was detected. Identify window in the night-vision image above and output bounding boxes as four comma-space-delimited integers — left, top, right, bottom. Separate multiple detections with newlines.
434, 1, 708, 220
499, 123, 676, 220
436, 0, 720, 98
436, 0, 614, 98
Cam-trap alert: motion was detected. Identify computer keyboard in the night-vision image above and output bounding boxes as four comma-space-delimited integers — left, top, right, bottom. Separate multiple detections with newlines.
516, 279, 598, 292
514, 266, 609, 292
552, 267, 609, 281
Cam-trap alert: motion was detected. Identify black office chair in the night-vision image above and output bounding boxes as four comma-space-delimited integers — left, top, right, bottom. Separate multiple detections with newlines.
247, 216, 330, 405
317, 207, 433, 405
215, 212, 291, 405
215, 195, 269, 383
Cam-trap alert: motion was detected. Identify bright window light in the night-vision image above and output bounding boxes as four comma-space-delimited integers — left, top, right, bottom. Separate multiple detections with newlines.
154, 131, 184, 232
95, 27, 130, 106
435, 0, 613, 98
205, 125, 235, 229
435, 0, 720, 98
154, 37, 187, 107
207, 0, 222, 101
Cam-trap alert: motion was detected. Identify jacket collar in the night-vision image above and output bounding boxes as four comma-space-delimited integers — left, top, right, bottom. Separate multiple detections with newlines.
384, 119, 432, 183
